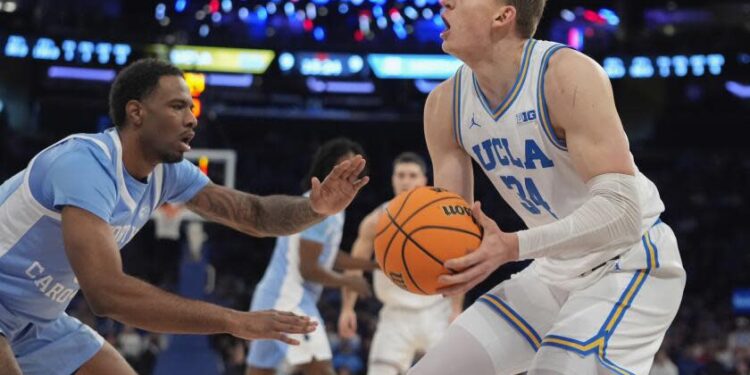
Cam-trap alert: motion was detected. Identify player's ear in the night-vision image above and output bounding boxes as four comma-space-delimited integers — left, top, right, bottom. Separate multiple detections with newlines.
125, 100, 144, 127
493, 4, 516, 28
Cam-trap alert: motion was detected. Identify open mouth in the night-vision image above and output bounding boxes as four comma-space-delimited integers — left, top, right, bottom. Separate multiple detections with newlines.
179, 132, 195, 151
442, 15, 451, 31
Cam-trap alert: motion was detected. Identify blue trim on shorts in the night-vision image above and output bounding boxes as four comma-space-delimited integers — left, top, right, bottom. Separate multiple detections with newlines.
477, 294, 542, 351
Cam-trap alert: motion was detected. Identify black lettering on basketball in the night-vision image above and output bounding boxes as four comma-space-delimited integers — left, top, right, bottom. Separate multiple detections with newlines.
442, 205, 470, 217
389, 272, 407, 290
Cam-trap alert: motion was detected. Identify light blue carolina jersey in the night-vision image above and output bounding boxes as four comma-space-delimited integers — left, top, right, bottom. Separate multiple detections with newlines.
253, 200, 344, 312
0, 128, 209, 321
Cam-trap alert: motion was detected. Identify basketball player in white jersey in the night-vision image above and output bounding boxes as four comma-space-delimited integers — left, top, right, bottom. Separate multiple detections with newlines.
0, 59, 369, 375
246, 138, 377, 375
338, 152, 462, 375
408, 1, 685, 374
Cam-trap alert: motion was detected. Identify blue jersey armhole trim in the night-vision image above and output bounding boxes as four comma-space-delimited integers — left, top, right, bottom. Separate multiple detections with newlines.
452, 65, 465, 149
537, 44, 569, 151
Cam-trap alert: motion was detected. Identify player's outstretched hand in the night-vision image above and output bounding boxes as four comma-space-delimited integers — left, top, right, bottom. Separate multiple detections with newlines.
337, 309, 358, 339
437, 201, 519, 296
310, 155, 369, 215
229, 310, 318, 345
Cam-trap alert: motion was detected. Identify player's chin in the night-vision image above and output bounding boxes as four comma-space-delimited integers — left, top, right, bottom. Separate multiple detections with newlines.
160, 150, 185, 164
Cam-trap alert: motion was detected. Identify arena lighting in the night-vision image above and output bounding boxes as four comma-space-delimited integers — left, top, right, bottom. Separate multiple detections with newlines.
305, 77, 375, 94
414, 79, 441, 94
47, 66, 116, 82
726, 81, 750, 99
206, 73, 253, 87
602, 54, 726, 79
733, 289, 750, 314
149, 44, 275, 74
367, 54, 461, 79
3, 35, 132, 66
184, 72, 206, 97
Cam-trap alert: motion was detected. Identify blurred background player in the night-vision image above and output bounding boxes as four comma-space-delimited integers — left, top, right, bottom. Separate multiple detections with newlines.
246, 138, 378, 375
338, 152, 462, 375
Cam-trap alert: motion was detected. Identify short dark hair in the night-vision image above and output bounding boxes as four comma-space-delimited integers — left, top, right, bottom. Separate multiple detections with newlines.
505, 0, 547, 38
108, 58, 184, 128
393, 152, 427, 175
302, 138, 367, 191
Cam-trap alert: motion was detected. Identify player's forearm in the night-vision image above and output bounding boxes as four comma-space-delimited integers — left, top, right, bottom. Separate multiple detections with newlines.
85, 275, 235, 335
517, 174, 642, 260
252, 195, 326, 236
187, 184, 324, 238
300, 265, 349, 288
334, 252, 377, 271
341, 286, 359, 311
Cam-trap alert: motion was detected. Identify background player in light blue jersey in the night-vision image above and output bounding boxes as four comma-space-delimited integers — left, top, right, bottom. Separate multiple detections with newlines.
246, 138, 377, 375
410, 0, 685, 374
0, 59, 370, 375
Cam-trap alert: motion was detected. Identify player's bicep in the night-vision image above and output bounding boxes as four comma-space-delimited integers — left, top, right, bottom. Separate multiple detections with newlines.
546, 51, 635, 182
424, 79, 474, 201
61, 206, 124, 307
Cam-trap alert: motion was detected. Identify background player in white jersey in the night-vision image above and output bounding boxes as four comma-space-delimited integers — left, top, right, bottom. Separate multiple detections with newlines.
246, 138, 378, 375
338, 152, 462, 375
0, 59, 369, 375
409, 0, 685, 374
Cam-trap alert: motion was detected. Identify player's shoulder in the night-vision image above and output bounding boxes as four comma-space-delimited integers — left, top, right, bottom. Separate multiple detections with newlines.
426, 73, 458, 107
38, 133, 114, 172
545, 47, 609, 86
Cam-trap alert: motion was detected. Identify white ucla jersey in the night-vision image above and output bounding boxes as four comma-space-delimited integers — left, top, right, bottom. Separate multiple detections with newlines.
253, 199, 344, 314
373, 202, 444, 309
452, 39, 664, 280
0, 128, 209, 321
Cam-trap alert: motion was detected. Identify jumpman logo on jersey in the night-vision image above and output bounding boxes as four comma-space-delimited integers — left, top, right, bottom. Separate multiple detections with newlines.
470, 113, 482, 129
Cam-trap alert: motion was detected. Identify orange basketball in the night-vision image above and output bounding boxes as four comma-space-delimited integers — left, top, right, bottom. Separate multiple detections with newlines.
373, 186, 483, 295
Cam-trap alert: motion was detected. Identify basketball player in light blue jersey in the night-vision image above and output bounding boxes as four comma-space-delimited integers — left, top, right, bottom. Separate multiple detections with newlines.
409, 0, 685, 374
0, 59, 370, 375
246, 138, 377, 375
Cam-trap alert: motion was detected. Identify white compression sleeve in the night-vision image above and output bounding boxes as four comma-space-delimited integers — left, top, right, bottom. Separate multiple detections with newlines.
517, 173, 642, 260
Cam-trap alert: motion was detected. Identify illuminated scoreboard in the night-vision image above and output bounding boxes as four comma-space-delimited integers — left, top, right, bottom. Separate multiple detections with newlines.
2, 34, 133, 66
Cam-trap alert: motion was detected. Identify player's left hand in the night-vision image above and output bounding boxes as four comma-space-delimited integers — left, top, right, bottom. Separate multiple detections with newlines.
310, 155, 370, 215
437, 201, 519, 296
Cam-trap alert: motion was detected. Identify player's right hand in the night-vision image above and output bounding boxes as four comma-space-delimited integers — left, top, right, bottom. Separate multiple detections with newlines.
338, 309, 358, 339
228, 309, 317, 345
344, 274, 372, 297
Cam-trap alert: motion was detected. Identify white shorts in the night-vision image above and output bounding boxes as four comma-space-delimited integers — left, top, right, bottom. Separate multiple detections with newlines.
410, 220, 686, 375
369, 299, 452, 374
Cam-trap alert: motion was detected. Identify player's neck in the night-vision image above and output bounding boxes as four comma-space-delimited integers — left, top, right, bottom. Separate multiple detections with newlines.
469, 38, 527, 110
117, 128, 158, 181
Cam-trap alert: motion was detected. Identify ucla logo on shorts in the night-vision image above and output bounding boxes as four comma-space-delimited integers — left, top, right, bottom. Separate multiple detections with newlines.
516, 110, 537, 125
